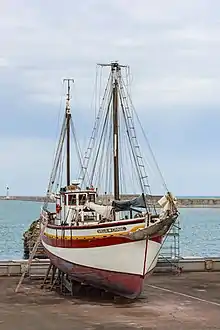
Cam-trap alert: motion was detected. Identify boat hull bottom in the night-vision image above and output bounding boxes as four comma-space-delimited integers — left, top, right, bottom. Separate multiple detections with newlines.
45, 249, 149, 299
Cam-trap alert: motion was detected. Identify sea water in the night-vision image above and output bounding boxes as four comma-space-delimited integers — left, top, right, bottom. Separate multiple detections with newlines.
0, 200, 219, 260
179, 208, 220, 257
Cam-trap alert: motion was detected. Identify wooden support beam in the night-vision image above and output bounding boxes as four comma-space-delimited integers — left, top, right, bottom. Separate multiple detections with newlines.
50, 265, 57, 285
41, 262, 52, 288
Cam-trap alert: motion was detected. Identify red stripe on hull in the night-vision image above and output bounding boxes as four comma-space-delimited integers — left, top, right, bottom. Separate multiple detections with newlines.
44, 248, 149, 299
42, 234, 162, 248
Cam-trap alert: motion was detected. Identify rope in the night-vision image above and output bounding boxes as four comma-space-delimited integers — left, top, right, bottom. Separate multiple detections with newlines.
89, 92, 112, 186
78, 71, 112, 186
48, 82, 65, 178
43, 116, 67, 210
120, 76, 168, 192
70, 119, 84, 171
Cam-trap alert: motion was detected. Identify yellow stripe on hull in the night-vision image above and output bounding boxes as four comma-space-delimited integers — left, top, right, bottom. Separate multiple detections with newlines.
44, 224, 145, 241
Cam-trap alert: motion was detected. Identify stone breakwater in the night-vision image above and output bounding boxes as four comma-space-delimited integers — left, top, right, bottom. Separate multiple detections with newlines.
0, 195, 220, 208
177, 198, 220, 208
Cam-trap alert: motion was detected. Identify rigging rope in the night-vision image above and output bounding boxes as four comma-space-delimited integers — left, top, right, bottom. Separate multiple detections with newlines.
95, 106, 112, 195
77, 64, 161, 214
43, 116, 67, 210
120, 76, 168, 192
49, 82, 65, 175
59, 146, 65, 191
70, 118, 84, 171
78, 71, 112, 186
89, 92, 112, 186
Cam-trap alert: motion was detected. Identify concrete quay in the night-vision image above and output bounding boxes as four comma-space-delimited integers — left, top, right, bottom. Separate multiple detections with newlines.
1, 195, 220, 207
1, 271, 220, 329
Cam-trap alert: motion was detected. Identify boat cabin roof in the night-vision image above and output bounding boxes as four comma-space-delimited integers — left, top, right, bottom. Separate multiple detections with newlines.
60, 184, 96, 195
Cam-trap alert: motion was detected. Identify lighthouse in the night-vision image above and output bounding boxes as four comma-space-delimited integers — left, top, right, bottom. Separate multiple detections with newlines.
6, 186, 9, 199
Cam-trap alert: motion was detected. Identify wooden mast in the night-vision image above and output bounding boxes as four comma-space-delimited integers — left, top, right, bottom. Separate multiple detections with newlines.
97, 62, 128, 200
112, 63, 120, 200
63, 78, 74, 187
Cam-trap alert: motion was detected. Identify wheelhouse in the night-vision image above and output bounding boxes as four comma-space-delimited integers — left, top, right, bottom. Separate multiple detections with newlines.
54, 183, 100, 225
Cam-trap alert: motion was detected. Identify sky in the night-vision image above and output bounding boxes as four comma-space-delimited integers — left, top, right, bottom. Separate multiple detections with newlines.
0, 0, 220, 196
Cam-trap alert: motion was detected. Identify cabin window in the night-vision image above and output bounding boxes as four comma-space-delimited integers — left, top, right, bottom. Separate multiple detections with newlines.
88, 194, 95, 203
79, 194, 86, 205
69, 194, 76, 205
61, 194, 66, 205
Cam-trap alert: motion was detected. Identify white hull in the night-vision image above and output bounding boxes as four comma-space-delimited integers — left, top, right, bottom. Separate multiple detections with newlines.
42, 236, 161, 276
40, 207, 177, 298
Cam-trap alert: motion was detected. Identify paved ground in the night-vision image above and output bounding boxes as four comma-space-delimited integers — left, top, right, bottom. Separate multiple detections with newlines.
0, 272, 219, 329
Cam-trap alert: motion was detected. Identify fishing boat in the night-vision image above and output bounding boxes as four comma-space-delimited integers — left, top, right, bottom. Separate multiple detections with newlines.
40, 63, 179, 299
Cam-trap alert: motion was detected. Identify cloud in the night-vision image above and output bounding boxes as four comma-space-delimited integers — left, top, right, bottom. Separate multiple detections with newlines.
0, 0, 219, 195
1, 0, 220, 110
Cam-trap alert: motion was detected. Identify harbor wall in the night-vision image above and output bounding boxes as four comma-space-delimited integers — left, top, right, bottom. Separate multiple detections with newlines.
0, 258, 220, 277
1, 195, 220, 208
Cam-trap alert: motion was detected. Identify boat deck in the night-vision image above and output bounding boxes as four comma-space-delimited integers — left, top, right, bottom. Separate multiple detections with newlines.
0, 272, 219, 329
